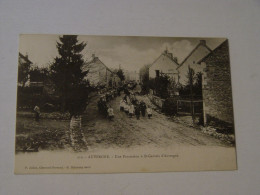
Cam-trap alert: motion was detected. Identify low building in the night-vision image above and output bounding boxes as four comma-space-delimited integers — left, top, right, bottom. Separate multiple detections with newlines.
177, 40, 212, 85
124, 70, 139, 82
149, 49, 179, 82
200, 40, 234, 129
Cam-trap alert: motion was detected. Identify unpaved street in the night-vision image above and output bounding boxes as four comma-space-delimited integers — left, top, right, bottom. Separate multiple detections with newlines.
82, 92, 230, 150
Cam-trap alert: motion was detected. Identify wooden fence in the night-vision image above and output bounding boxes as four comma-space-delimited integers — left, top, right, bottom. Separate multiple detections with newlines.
176, 100, 203, 115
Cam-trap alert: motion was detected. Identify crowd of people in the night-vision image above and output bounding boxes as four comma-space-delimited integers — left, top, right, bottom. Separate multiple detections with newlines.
119, 95, 152, 120
97, 88, 121, 120
97, 84, 153, 121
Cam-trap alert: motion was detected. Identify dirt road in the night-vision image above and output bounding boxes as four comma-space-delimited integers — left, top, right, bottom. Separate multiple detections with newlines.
82, 93, 230, 150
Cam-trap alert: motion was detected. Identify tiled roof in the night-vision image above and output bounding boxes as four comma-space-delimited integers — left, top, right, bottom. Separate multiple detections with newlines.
19, 52, 32, 64
150, 51, 179, 69
197, 39, 228, 64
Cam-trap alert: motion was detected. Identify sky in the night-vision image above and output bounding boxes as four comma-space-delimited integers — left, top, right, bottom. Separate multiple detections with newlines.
19, 34, 226, 72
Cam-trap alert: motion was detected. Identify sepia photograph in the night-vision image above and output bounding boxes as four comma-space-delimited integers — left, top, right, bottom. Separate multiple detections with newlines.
15, 34, 237, 173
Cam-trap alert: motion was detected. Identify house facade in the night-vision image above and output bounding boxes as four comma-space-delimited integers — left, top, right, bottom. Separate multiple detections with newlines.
124, 70, 139, 82
149, 49, 179, 82
200, 40, 234, 128
82, 55, 111, 88
177, 40, 212, 85
82, 55, 121, 88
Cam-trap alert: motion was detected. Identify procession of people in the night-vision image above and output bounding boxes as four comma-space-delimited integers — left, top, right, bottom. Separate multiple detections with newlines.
97, 83, 153, 121
119, 96, 152, 120
97, 88, 118, 119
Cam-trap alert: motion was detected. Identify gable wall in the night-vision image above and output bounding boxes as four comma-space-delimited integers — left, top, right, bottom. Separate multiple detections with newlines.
149, 54, 178, 80
202, 40, 234, 125
83, 60, 107, 86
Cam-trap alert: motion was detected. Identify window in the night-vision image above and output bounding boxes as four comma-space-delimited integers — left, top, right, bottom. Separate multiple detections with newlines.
155, 70, 160, 77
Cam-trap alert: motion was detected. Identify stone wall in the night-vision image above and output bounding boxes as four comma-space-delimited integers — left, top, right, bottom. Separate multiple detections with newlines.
202, 40, 234, 127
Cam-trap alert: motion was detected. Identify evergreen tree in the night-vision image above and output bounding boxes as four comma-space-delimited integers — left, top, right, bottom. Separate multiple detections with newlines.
50, 35, 88, 114
29, 66, 49, 82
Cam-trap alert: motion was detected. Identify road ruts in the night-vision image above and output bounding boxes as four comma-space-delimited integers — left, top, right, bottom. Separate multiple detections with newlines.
81, 92, 230, 150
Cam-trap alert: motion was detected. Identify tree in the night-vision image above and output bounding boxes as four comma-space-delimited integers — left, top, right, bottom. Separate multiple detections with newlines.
29, 66, 49, 82
116, 69, 125, 81
179, 71, 202, 99
18, 54, 32, 88
154, 74, 170, 99
139, 64, 150, 94
50, 35, 88, 114
194, 72, 202, 98
187, 66, 195, 123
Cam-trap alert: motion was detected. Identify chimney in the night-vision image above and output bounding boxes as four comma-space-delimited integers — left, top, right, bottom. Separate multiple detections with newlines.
92, 54, 98, 61
168, 53, 173, 60
200, 40, 206, 46
173, 57, 178, 63
164, 47, 168, 54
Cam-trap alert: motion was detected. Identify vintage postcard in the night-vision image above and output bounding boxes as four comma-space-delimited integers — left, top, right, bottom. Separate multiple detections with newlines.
15, 35, 237, 174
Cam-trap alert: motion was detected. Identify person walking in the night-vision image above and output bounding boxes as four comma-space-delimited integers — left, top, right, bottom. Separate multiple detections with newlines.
140, 101, 146, 117
129, 104, 135, 118
135, 104, 141, 120
147, 106, 152, 119
124, 103, 129, 115
119, 99, 124, 111
33, 105, 40, 121
107, 105, 114, 120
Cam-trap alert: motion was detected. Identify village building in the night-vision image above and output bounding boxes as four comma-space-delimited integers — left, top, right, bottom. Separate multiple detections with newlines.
199, 40, 234, 130
177, 40, 212, 85
124, 70, 139, 82
18, 53, 33, 87
149, 49, 179, 82
82, 54, 120, 88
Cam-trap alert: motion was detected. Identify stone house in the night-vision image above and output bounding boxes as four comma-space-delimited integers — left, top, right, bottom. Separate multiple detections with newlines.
82, 55, 109, 87
149, 49, 179, 82
199, 40, 234, 129
82, 55, 120, 88
177, 40, 212, 86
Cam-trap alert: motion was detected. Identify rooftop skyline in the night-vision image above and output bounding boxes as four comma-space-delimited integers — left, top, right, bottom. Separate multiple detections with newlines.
19, 35, 226, 71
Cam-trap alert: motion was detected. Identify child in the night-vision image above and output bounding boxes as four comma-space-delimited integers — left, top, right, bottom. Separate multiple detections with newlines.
135, 104, 141, 120
129, 104, 135, 118
119, 99, 124, 111
140, 101, 146, 117
34, 105, 40, 121
124, 103, 129, 115
147, 106, 152, 119
107, 105, 114, 120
